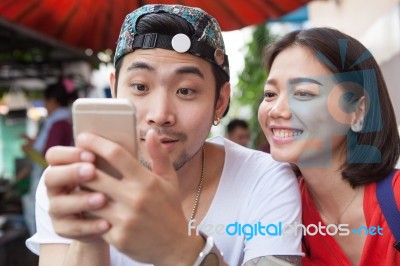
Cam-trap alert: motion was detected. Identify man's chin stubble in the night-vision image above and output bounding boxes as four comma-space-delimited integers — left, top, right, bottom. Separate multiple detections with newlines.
138, 151, 195, 172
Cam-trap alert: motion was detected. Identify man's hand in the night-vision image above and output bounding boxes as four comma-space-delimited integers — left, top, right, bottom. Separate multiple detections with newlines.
45, 146, 111, 243
20, 134, 34, 153
78, 129, 204, 265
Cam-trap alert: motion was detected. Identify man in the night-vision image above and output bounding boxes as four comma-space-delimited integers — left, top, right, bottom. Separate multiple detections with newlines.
20, 79, 76, 236
26, 5, 302, 266
226, 119, 251, 147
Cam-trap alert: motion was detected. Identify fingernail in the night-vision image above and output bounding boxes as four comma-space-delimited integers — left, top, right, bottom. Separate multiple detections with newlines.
80, 151, 94, 162
88, 194, 103, 207
78, 133, 89, 142
97, 221, 110, 231
79, 165, 93, 180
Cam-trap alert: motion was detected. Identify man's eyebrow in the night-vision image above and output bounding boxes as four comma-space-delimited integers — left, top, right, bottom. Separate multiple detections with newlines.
288, 77, 322, 86
175, 66, 204, 79
126, 62, 155, 72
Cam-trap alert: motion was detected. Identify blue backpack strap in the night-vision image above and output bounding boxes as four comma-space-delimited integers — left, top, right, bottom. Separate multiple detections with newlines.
376, 170, 400, 251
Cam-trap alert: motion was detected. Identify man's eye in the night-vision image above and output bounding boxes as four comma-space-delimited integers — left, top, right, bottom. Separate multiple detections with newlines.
131, 84, 147, 92
177, 88, 194, 95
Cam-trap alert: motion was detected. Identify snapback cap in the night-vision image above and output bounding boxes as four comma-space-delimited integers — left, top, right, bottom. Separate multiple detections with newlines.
114, 4, 230, 80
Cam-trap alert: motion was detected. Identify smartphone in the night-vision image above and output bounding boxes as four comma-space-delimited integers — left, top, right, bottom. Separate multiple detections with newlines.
72, 98, 137, 179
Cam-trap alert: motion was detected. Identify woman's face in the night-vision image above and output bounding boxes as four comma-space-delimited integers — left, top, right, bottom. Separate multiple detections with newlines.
258, 46, 358, 168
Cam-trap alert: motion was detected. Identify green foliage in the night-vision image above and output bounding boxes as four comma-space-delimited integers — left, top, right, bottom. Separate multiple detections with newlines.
233, 24, 275, 149
0, 47, 48, 64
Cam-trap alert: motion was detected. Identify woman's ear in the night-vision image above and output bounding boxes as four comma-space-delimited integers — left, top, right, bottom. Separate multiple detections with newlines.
353, 96, 366, 122
109, 72, 116, 98
351, 96, 366, 132
214, 82, 231, 119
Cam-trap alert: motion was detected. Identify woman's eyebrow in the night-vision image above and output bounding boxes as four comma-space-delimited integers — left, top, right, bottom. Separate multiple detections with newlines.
288, 77, 322, 86
265, 78, 277, 86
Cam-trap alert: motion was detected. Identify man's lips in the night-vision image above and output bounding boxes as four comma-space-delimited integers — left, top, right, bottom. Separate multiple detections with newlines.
140, 137, 179, 143
160, 138, 178, 143
139, 128, 187, 143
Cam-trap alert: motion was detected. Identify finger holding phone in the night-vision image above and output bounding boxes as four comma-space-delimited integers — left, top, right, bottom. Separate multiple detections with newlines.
41, 143, 112, 266
71, 98, 197, 264
44, 145, 110, 242
45, 98, 138, 241
76, 128, 195, 264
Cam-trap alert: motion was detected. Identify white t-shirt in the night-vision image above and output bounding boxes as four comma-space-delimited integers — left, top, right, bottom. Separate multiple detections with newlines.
26, 137, 302, 265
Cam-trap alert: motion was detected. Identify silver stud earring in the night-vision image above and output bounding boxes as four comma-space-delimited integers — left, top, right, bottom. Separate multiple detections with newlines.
351, 119, 364, 132
213, 117, 221, 126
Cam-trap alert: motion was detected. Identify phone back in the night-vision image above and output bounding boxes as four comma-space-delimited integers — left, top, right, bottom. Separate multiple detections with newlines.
72, 98, 137, 178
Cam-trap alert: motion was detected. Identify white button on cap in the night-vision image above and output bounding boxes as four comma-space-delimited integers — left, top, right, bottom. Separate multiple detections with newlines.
171, 34, 191, 53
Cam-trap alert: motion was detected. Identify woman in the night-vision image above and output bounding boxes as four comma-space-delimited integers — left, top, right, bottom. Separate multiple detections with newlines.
22, 78, 77, 235
258, 27, 400, 265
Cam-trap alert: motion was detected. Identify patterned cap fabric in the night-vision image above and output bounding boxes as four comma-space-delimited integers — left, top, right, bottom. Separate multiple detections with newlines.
114, 4, 230, 79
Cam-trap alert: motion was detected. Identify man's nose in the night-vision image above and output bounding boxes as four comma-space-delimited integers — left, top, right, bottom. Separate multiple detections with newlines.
145, 93, 176, 126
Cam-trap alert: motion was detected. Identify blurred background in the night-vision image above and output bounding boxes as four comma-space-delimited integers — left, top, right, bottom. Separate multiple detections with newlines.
0, 0, 399, 264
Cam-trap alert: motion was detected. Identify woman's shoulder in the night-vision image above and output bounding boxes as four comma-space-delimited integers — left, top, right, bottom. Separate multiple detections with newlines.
371, 169, 400, 200
393, 169, 400, 208
393, 169, 400, 183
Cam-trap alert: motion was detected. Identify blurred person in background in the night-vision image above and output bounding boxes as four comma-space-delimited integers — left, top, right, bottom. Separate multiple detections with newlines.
226, 118, 251, 147
21, 78, 77, 235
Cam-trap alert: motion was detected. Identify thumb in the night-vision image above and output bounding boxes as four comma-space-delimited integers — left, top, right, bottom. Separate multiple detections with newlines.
146, 129, 178, 186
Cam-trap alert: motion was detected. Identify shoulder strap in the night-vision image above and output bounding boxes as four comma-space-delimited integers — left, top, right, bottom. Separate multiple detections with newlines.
376, 170, 400, 251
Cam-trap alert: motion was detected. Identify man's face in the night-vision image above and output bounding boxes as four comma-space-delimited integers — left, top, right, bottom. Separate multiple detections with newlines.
110, 49, 229, 170
228, 127, 250, 147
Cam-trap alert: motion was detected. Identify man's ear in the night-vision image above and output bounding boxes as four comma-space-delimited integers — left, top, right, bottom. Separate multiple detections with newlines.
109, 72, 116, 98
215, 82, 231, 118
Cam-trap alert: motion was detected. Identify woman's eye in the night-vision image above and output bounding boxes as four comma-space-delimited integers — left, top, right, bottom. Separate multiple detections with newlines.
294, 90, 316, 98
263, 91, 277, 99
177, 88, 194, 96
